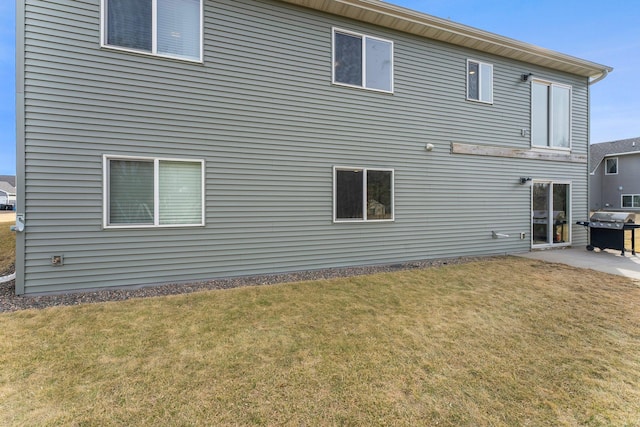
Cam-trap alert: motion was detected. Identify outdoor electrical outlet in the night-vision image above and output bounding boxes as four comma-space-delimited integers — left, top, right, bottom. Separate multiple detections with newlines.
51, 255, 64, 266
520, 232, 526, 240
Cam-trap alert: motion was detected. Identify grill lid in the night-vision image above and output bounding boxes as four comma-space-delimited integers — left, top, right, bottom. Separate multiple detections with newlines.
589, 211, 635, 223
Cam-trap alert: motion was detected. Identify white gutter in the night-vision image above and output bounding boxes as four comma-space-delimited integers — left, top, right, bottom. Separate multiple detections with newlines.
589, 69, 609, 86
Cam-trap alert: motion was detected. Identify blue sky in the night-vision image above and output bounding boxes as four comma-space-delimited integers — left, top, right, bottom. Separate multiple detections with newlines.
0, 0, 638, 175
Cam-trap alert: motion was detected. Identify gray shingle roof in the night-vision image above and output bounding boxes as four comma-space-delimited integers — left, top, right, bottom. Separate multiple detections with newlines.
0, 181, 16, 194
0, 175, 15, 187
590, 137, 640, 173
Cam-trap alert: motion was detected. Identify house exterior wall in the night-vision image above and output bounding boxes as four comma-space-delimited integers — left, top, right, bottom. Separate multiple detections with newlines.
590, 165, 603, 212
17, 0, 591, 294
591, 153, 640, 211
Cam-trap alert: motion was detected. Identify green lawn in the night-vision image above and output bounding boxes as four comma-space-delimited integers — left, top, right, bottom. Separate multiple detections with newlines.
1, 257, 640, 426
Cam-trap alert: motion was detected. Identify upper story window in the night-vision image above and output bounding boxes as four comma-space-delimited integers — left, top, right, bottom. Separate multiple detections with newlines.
332, 28, 393, 93
102, 0, 202, 62
605, 157, 618, 175
467, 60, 493, 104
334, 167, 394, 222
531, 81, 571, 149
104, 155, 205, 228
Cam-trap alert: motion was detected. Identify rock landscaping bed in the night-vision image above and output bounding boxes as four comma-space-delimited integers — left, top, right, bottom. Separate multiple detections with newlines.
0, 256, 486, 312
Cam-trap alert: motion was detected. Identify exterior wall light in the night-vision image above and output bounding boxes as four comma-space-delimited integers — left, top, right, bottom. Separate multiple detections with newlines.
520, 177, 532, 185
521, 73, 533, 82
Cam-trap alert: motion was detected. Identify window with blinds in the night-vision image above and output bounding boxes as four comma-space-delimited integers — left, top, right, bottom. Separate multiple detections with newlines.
103, 0, 202, 61
531, 81, 571, 149
105, 156, 204, 227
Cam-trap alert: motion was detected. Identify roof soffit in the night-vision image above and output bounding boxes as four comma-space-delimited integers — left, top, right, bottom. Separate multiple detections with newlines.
279, 0, 612, 78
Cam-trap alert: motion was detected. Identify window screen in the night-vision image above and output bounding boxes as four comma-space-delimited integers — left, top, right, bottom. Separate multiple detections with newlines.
109, 159, 154, 224
335, 167, 393, 221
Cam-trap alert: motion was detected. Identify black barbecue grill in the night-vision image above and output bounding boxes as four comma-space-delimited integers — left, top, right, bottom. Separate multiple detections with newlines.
576, 212, 639, 255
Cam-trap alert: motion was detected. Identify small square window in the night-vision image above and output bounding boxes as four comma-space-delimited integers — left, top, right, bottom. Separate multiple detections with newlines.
333, 29, 393, 92
467, 60, 493, 103
605, 157, 618, 175
334, 167, 394, 222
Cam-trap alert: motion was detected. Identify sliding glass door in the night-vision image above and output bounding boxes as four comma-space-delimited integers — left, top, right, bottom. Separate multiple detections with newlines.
532, 181, 570, 247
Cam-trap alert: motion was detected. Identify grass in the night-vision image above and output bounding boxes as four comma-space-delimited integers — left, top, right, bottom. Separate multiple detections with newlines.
0, 213, 16, 275
1, 257, 640, 426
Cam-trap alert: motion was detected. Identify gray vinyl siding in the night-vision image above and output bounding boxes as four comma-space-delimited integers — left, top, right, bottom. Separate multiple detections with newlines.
20, 0, 590, 294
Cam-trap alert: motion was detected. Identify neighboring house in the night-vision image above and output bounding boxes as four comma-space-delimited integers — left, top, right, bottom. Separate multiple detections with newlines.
15, 0, 612, 295
0, 177, 16, 209
590, 137, 640, 212
0, 175, 16, 188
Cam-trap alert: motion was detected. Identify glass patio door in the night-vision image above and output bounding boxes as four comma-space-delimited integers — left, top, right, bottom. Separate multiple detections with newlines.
532, 181, 570, 247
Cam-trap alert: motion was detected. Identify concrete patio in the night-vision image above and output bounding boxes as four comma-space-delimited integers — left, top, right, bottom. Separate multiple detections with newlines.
516, 247, 640, 280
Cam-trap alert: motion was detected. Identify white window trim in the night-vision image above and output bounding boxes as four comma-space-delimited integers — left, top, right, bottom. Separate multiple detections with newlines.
621, 194, 640, 209
466, 59, 493, 104
100, 0, 204, 63
333, 166, 395, 223
530, 79, 572, 151
604, 157, 618, 175
531, 179, 572, 249
331, 27, 394, 94
103, 154, 205, 229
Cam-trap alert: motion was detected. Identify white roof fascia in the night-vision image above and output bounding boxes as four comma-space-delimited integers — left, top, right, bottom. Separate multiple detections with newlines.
592, 151, 640, 173
603, 151, 640, 158
279, 0, 613, 79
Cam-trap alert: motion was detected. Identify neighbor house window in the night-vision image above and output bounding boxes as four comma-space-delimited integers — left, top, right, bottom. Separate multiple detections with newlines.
605, 157, 618, 175
332, 29, 393, 92
104, 156, 204, 227
334, 167, 394, 222
622, 195, 640, 208
467, 60, 493, 103
531, 81, 571, 149
102, 0, 202, 61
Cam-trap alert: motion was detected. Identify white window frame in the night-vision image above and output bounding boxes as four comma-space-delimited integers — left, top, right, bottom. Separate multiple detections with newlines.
466, 59, 493, 104
103, 155, 205, 228
100, 0, 204, 63
333, 166, 395, 223
531, 179, 572, 249
531, 80, 572, 150
622, 194, 640, 209
605, 157, 618, 175
332, 28, 394, 93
